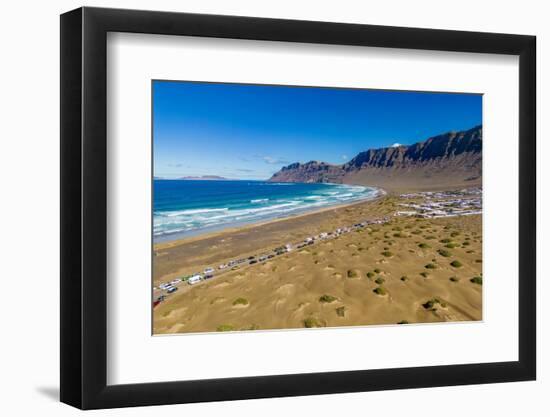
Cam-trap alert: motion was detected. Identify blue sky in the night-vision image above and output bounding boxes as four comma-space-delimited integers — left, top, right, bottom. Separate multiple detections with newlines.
153, 81, 482, 180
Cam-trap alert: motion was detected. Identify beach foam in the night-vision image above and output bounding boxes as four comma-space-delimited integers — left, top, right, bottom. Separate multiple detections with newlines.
153, 180, 379, 240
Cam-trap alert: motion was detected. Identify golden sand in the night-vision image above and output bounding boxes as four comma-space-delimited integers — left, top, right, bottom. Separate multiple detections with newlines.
153, 195, 482, 334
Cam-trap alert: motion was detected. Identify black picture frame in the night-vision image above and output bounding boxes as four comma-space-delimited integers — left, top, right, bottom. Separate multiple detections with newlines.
60, 6, 536, 410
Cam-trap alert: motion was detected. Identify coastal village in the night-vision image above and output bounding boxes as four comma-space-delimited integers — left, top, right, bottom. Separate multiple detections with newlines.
153, 187, 482, 308
396, 188, 482, 219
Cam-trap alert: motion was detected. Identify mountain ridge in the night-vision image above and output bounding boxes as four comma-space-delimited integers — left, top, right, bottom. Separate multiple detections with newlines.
269, 125, 482, 192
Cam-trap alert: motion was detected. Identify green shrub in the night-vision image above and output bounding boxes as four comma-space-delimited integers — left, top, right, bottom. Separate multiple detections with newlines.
374, 268, 381, 274
470, 276, 483, 285
445, 243, 460, 248
449, 276, 460, 282
335, 306, 346, 317
347, 269, 359, 278
440, 238, 452, 243
373, 287, 387, 296
425, 263, 437, 269
420, 272, 429, 278
375, 277, 385, 285
450, 231, 460, 237
216, 324, 235, 332
438, 249, 452, 257
418, 243, 431, 249
422, 298, 446, 310
233, 297, 249, 306
319, 294, 337, 303
397, 320, 409, 325
381, 251, 394, 257
450, 260, 463, 268
303, 317, 326, 328
475, 259, 482, 263
400, 276, 408, 282
366, 271, 375, 279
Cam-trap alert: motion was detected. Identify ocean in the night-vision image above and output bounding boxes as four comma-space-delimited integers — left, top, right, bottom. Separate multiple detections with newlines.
153, 180, 379, 242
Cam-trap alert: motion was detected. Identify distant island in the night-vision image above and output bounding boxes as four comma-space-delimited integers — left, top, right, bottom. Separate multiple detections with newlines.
178, 175, 229, 181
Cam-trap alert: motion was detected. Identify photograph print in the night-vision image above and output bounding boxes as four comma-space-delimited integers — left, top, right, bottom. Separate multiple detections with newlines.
152, 81, 483, 335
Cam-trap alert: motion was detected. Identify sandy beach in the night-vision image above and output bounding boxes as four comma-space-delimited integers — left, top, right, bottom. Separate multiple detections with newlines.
153, 190, 482, 334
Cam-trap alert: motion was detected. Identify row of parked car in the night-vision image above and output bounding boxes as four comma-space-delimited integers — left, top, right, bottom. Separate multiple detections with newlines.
153, 216, 392, 308
153, 266, 216, 306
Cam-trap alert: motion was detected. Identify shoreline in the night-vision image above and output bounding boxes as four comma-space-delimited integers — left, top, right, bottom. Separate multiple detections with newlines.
154, 186, 386, 250
152, 188, 397, 285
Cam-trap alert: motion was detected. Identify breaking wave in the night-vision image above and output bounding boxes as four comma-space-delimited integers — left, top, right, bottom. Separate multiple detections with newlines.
154, 181, 379, 240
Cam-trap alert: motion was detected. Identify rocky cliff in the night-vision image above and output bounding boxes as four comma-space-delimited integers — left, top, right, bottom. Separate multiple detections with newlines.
269, 125, 482, 191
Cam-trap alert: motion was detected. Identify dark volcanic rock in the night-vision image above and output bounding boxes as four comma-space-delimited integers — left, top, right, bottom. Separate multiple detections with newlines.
269, 125, 482, 190
271, 160, 343, 183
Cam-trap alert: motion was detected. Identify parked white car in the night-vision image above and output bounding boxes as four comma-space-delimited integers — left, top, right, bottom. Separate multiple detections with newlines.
187, 274, 202, 285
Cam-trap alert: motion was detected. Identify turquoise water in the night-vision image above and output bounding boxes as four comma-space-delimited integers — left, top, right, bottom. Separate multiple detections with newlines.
153, 180, 378, 241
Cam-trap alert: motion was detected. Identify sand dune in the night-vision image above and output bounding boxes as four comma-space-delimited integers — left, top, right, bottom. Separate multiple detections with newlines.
153, 194, 482, 334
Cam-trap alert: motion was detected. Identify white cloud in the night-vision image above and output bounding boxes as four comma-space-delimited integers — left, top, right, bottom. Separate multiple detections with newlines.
391, 143, 403, 148
262, 156, 289, 165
